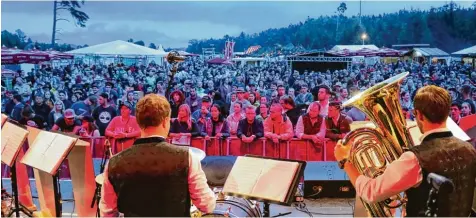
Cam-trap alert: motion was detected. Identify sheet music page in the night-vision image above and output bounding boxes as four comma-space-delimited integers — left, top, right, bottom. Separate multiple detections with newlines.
41, 134, 76, 174
1, 114, 7, 127
21, 131, 57, 172
251, 159, 299, 202
223, 157, 265, 196
1, 122, 28, 166
172, 135, 191, 145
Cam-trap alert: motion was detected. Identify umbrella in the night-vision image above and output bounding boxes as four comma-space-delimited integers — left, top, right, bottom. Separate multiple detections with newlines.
1, 48, 50, 64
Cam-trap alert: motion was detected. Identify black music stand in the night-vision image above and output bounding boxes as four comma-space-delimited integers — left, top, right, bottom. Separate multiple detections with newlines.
1, 121, 31, 217
425, 173, 454, 217
21, 131, 78, 217
222, 155, 306, 217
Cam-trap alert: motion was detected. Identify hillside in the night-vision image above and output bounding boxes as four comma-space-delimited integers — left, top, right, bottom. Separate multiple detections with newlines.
186, 2, 476, 54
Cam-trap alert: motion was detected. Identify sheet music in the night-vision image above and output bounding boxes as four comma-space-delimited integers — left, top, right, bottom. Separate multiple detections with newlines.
1, 122, 28, 166
251, 159, 299, 202
172, 135, 191, 146
223, 157, 266, 195
21, 131, 76, 174
223, 156, 300, 203
1, 114, 7, 127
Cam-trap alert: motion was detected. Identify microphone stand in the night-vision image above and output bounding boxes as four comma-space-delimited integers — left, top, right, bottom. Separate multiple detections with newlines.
90, 139, 111, 217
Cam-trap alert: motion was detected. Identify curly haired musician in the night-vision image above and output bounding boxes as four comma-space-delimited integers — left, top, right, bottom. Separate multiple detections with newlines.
100, 94, 216, 217
335, 85, 476, 216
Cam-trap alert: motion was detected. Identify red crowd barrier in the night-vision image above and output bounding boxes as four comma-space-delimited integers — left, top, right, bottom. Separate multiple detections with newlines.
1, 136, 337, 179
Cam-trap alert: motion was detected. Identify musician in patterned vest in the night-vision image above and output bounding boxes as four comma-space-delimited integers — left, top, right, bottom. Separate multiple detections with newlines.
100, 94, 216, 217
335, 85, 476, 217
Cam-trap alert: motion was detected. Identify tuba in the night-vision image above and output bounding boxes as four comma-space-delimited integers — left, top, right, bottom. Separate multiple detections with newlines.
342, 72, 414, 217
164, 51, 187, 99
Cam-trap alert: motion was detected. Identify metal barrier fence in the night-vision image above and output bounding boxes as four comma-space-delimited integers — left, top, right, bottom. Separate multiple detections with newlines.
1, 136, 338, 179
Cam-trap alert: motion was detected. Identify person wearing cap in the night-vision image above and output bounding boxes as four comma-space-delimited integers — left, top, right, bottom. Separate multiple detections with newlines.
105, 102, 141, 153
229, 87, 251, 115
294, 84, 313, 107
51, 109, 82, 134
325, 101, 352, 161
78, 116, 100, 137
192, 96, 212, 129
92, 93, 118, 136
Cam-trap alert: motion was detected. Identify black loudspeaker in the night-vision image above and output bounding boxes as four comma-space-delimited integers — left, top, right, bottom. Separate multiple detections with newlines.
304, 162, 356, 198
201, 156, 237, 187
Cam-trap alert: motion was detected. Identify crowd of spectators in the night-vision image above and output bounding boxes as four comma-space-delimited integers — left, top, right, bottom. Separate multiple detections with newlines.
2, 56, 475, 153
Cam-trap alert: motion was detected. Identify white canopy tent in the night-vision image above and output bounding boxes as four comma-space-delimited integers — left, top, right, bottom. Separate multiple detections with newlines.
331, 44, 379, 51
67, 40, 168, 57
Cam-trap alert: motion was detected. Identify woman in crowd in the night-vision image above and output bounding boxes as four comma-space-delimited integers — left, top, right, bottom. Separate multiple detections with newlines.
201, 104, 230, 139
248, 92, 260, 108
170, 90, 185, 118
78, 116, 100, 137
47, 100, 65, 129
256, 103, 269, 122
227, 102, 244, 136
169, 104, 202, 145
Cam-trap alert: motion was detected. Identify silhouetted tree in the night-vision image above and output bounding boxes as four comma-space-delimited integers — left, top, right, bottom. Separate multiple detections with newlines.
51, 0, 89, 47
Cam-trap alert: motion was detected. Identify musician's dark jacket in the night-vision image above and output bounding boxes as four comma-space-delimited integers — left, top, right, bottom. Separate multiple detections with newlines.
406, 131, 476, 217
324, 113, 352, 141
106, 137, 191, 217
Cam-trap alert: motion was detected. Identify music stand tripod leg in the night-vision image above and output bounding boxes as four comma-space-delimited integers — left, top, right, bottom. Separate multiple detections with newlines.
52, 172, 62, 217
9, 163, 21, 217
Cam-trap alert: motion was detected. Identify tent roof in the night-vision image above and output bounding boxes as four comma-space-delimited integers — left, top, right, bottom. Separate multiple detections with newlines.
67, 40, 167, 56
452, 45, 476, 56
412, 47, 449, 57
331, 45, 379, 52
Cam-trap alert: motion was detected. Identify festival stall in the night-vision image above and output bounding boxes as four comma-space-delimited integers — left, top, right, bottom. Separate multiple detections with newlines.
452, 45, 476, 69
66, 40, 168, 65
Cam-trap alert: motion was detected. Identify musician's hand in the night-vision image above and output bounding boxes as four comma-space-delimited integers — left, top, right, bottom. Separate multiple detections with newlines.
334, 140, 351, 162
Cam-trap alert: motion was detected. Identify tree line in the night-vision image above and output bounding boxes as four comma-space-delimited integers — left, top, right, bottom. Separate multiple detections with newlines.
186, 2, 476, 54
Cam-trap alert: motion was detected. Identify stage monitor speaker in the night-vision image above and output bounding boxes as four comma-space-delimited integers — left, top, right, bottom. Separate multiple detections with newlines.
201, 156, 237, 187
304, 161, 355, 198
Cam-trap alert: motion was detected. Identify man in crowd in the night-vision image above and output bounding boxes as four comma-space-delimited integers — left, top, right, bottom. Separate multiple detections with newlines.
31, 95, 50, 122
71, 95, 98, 119
92, 93, 117, 136
335, 85, 476, 217
295, 102, 326, 144
51, 109, 82, 134
450, 101, 462, 125
58, 91, 72, 109
192, 96, 212, 122
229, 87, 251, 114
100, 94, 216, 217
105, 102, 141, 153
280, 95, 301, 127
325, 101, 352, 161
19, 105, 46, 129
237, 105, 264, 143
186, 87, 201, 113
9, 94, 24, 122
315, 85, 331, 116
263, 103, 294, 144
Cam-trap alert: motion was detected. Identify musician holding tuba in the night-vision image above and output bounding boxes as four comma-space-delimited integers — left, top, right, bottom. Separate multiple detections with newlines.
335, 85, 476, 217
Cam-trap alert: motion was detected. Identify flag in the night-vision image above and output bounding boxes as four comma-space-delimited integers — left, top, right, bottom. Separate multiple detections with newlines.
245, 45, 261, 55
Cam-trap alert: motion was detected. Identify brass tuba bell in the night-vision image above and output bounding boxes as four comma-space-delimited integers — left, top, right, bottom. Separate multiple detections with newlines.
342, 72, 414, 217
166, 51, 186, 64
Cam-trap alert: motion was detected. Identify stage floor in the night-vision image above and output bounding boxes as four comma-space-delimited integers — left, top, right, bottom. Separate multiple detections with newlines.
1, 178, 354, 217
2, 158, 355, 217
